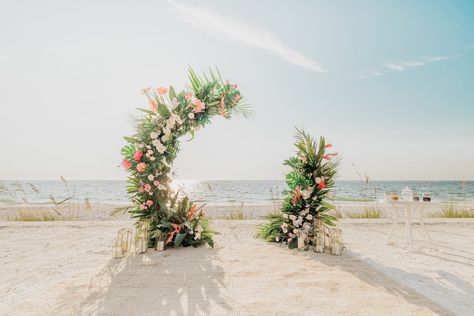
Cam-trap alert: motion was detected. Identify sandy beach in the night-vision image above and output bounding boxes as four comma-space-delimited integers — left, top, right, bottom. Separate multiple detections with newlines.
1, 218, 473, 315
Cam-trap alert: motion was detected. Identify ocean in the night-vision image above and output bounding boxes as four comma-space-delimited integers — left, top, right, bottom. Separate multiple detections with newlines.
1, 180, 473, 206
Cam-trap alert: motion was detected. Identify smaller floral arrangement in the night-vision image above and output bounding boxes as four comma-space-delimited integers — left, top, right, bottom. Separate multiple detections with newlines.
258, 128, 339, 249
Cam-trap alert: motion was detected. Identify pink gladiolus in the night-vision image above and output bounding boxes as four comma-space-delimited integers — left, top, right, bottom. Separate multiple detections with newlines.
136, 162, 147, 173
145, 200, 153, 207
149, 99, 158, 112
133, 150, 143, 161
193, 98, 206, 113
185, 92, 193, 100
122, 159, 132, 170
144, 183, 151, 192
157, 86, 168, 95
139, 204, 146, 210
322, 155, 331, 160
234, 94, 241, 103
325, 144, 332, 148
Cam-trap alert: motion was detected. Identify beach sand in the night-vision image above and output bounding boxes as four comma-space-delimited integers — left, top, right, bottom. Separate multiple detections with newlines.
1, 219, 472, 315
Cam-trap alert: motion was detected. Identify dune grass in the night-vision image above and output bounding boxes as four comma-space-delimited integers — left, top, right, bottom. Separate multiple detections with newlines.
431, 204, 474, 218
347, 207, 383, 219
9, 211, 59, 222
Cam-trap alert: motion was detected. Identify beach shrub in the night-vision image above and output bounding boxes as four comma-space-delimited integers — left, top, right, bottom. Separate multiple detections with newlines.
120, 68, 250, 247
258, 129, 339, 248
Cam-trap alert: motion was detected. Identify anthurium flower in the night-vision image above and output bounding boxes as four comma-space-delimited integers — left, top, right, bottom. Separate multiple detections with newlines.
166, 223, 181, 245
318, 180, 326, 190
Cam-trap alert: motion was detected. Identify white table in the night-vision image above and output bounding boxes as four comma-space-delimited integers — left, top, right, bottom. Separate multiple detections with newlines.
386, 200, 435, 251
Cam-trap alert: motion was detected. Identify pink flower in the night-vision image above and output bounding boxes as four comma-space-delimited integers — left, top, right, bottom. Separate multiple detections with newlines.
133, 150, 143, 161
122, 159, 132, 170
144, 183, 151, 192
145, 200, 153, 207
220, 109, 226, 117
153, 180, 160, 186
233, 94, 241, 103
185, 92, 193, 100
322, 155, 331, 160
136, 162, 147, 173
157, 86, 168, 95
149, 99, 157, 112
325, 144, 332, 148
139, 204, 146, 210
232, 84, 237, 89
193, 98, 206, 113
226, 79, 230, 85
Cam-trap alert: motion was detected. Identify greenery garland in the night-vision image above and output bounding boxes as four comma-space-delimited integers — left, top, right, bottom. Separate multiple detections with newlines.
120, 68, 250, 248
258, 128, 339, 249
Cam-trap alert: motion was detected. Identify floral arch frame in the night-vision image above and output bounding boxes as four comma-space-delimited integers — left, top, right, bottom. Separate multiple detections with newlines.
120, 68, 250, 248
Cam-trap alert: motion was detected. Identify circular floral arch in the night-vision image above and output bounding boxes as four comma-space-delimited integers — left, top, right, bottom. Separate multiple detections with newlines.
121, 68, 249, 248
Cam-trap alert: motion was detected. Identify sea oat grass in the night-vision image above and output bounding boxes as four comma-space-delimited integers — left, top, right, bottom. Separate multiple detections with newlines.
431, 204, 474, 218
347, 208, 383, 219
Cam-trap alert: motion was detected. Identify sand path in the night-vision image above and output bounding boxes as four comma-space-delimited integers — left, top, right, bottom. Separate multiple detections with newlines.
0, 220, 453, 315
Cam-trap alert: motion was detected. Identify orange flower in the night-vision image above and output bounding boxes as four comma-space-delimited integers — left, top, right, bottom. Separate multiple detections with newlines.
318, 180, 326, 190
187, 204, 197, 220
157, 86, 168, 95
166, 223, 181, 245
291, 185, 302, 205
149, 99, 158, 112
325, 144, 332, 148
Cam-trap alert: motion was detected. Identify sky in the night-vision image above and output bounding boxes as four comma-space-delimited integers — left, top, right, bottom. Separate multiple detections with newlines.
0, 0, 473, 181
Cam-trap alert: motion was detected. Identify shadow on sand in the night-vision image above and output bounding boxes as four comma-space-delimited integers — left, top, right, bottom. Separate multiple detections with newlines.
74, 247, 230, 315
302, 250, 455, 316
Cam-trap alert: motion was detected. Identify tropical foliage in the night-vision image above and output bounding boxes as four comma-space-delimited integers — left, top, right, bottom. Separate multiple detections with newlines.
120, 68, 249, 247
258, 129, 339, 249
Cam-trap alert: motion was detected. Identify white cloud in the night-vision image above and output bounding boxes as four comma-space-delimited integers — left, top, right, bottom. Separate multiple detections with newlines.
168, 0, 326, 73
383, 54, 459, 72
359, 54, 460, 79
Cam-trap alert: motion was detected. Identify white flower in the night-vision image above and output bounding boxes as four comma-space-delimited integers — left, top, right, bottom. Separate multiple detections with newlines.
171, 98, 179, 108
306, 214, 313, 220
156, 143, 166, 154
148, 175, 155, 181
275, 237, 280, 242
315, 177, 322, 184
293, 229, 299, 234
303, 223, 311, 231
158, 184, 166, 190
150, 132, 159, 139
301, 188, 312, 199
161, 134, 170, 143
146, 145, 151, 149
152, 139, 161, 147
147, 150, 153, 155
282, 213, 288, 219
289, 215, 297, 221
150, 157, 156, 161
282, 228, 288, 233
188, 112, 194, 119
175, 115, 183, 125
163, 126, 171, 136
